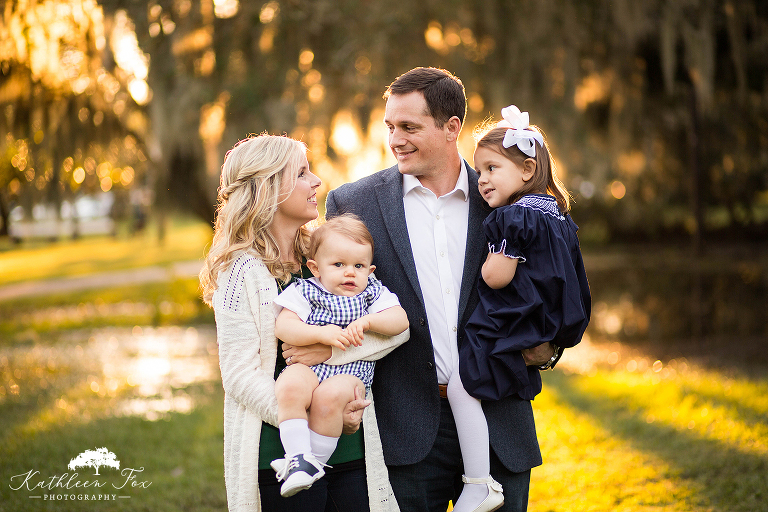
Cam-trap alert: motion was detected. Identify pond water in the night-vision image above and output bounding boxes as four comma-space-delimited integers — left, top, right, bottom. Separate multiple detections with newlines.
584, 250, 768, 342
0, 325, 220, 425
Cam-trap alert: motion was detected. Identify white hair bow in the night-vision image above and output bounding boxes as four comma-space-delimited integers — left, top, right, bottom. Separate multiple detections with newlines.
496, 105, 543, 158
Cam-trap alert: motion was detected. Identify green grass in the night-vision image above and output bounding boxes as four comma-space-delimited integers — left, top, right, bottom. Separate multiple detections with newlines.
530, 343, 768, 512
1, 225, 226, 511
0, 217, 212, 287
0, 384, 227, 512
0, 278, 214, 346
4, 332, 766, 512
2, 232, 767, 511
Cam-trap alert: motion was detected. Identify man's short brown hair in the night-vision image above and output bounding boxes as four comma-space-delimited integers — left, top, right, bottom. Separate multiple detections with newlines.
384, 67, 466, 128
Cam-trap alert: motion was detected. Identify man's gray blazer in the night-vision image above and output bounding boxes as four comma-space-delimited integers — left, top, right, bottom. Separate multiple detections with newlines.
326, 163, 543, 473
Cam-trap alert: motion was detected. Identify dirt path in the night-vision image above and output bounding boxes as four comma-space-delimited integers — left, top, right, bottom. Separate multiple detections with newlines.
0, 260, 203, 302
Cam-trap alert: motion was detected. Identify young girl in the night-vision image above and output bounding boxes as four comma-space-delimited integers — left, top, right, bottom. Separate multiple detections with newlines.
271, 214, 409, 497
460, 104, 592, 400
445, 106, 592, 512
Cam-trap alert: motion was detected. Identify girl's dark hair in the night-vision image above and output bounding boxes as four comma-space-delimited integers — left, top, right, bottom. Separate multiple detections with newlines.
384, 67, 466, 128
476, 126, 571, 212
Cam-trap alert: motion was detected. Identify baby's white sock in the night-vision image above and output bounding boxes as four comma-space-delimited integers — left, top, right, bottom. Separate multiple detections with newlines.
278, 418, 312, 457
309, 429, 339, 465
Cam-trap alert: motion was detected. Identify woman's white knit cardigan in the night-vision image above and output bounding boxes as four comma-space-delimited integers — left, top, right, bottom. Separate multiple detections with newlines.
213, 253, 406, 512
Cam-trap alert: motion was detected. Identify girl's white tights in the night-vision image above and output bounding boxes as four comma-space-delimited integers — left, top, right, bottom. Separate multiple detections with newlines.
447, 371, 493, 512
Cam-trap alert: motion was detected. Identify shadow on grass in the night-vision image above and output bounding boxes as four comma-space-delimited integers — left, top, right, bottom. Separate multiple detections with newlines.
674, 381, 768, 431
546, 371, 768, 512
0, 385, 226, 512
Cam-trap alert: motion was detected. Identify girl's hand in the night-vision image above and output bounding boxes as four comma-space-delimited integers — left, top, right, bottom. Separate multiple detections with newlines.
320, 324, 352, 350
343, 317, 369, 347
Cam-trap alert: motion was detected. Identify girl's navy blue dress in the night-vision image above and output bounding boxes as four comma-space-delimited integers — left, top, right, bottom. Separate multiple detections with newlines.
460, 194, 591, 401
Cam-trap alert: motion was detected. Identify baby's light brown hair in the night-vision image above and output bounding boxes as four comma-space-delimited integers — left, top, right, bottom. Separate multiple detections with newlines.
309, 214, 375, 260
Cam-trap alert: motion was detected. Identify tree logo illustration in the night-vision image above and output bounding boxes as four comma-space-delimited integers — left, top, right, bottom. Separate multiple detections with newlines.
68, 447, 120, 475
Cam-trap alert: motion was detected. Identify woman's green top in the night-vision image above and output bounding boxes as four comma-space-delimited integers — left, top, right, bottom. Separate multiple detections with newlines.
257, 265, 365, 469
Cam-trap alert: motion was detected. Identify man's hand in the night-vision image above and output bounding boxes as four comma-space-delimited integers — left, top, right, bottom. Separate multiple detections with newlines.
341, 386, 371, 435
522, 342, 555, 366
282, 343, 333, 366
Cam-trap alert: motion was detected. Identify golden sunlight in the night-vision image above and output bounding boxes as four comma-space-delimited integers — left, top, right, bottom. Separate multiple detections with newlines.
112, 11, 149, 79
110, 10, 152, 105
214, 0, 239, 19
3, 327, 220, 433
3, 0, 104, 89
558, 341, 768, 459
127, 78, 150, 104
617, 150, 646, 177
468, 93, 484, 114
199, 103, 226, 143
173, 27, 213, 56
444, 23, 462, 47
425, 22, 448, 55
260, 2, 280, 24
611, 180, 627, 199
308, 84, 325, 103
330, 111, 362, 157
299, 49, 315, 72
73, 167, 85, 184
259, 26, 276, 53
574, 71, 613, 111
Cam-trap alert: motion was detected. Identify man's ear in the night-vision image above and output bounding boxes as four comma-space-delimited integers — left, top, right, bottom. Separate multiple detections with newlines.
368, 264, 376, 275
522, 158, 537, 182
445, 116, 462, 142
307, 259, 320, 277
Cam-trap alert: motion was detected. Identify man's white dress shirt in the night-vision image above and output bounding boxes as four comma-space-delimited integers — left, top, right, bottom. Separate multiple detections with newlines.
402, 162, 470, 385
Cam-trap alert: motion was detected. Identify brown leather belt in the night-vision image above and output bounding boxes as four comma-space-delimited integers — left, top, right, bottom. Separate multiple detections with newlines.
438, 384, 448, 399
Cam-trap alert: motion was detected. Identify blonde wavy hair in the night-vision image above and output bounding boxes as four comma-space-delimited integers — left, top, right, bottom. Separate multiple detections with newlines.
200, 134, 311, 306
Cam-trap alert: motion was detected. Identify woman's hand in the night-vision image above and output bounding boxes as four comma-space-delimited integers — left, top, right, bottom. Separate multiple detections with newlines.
282, 343, 333, 367
341, 386, 371, 435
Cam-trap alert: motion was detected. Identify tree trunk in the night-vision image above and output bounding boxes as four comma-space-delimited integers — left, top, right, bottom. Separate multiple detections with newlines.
688, 87, 704, 343
169, 146, 216, 224
0, 190, 10, 237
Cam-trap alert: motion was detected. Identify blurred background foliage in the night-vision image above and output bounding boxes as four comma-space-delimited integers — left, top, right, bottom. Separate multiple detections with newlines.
1, 6, 767, 508
1, 0, 767, 247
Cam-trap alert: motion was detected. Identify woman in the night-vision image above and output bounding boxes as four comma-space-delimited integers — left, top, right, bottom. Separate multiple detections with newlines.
200, 134, 406, 511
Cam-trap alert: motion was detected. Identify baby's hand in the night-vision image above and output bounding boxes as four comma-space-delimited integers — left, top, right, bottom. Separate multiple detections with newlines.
343, 317, 369, 347
319, 324, 351, 350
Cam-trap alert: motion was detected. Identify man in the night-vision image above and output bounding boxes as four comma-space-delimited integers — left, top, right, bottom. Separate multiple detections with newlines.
326, 67, 557, 512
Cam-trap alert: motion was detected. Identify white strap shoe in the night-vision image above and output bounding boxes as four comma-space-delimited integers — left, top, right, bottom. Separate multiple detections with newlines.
460, 475, 504, 512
